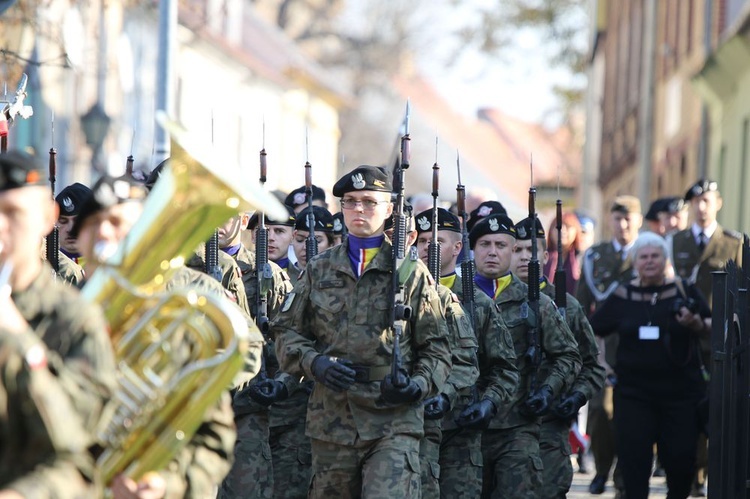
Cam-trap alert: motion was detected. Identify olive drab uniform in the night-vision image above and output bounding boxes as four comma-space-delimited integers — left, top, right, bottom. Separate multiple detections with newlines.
442, 278, 519, 499
576, 240, 635, 488
540, 280, 605, 498
187, 246, 250, 315
420, 284, 478, 499
219, 244, 295, 499
55, 251, 84, 286
483, 274, 581, 499
272, 238, 452, 499
0, 330, 97, 497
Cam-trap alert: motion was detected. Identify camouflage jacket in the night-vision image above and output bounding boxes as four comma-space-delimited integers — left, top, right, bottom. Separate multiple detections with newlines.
0, 329, 97, 498
671, 224, 743, 308
491, 274, 581, 429
541, 279, 605, 401
271, 238, 452, 444
450, 279, 519, 422
13, 267, 117, 431
187, 247, 250, 315
56, 251, 84, 286
425, 283, 478, 431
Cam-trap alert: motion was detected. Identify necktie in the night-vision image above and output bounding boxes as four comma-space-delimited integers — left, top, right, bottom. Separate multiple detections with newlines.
698, 233, 707, 253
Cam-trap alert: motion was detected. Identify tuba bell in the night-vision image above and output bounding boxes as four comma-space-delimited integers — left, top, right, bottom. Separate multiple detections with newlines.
83, 115, 287, 484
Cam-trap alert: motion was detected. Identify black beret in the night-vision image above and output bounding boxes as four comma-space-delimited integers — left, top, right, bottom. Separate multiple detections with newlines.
285, 184, 327, 209
71, 175, 148, 238
469, 213, 516, 249
248, 204, 296, 230
414, 208, 461, 234
331, 212, 346, 236
56, 183, 92, 216
0, 150, 46, 192
663, 196, 685, 213
467, 201, 507, 232
646, 196, 685, 221
685, 179, 719, 201
332, 165, 392, 197
514, 216, 545, 241
294, 206, 334, 233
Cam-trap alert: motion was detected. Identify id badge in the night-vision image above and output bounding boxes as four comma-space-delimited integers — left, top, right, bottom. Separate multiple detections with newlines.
639, 325, 659, 340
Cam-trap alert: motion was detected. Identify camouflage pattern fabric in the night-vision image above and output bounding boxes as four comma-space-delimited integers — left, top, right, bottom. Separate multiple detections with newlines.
539, 417, 572, 498
218, 411, 273, 499
0, 329, 97, 498
187, 247, 250, 315
438, 428, 482, 499
481, 424, 543, 499
269, 422, 312, 499
309, 434, 421, 499
420, 422, 442, 499
55, 251, 84, 286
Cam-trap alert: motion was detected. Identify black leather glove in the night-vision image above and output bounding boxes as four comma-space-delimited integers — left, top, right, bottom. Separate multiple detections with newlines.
455, 399, 497, 430
380, 370, 422, 405
522, 385, 554, 417
311, 356, 356, 392
424, 394, 451, 420
247, 378, 289, 406
553, 391, 587, 420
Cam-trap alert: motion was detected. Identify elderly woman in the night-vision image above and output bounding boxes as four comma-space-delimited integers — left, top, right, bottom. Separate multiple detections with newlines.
590, 232, 710, 499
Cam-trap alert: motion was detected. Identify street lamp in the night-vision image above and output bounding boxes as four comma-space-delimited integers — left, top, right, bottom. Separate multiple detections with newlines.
81, 102, 110, 172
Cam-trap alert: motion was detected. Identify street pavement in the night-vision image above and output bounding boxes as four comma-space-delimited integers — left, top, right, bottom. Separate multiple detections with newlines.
567, 454, 668, 498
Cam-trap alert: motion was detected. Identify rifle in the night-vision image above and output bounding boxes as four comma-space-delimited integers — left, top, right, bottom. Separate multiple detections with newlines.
554, 194, 567, 319
304, 132, 318, 260
255, 141, 273, 382
427, 139, 440, 286
125, 129, 135, 178
46, 112, 60, 272
523, 160, 542, 394
205, 111, 221, 280
390, 101, 412, 387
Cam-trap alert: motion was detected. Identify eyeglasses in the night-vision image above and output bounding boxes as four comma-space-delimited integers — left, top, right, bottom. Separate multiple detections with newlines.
340, 198, 388, 210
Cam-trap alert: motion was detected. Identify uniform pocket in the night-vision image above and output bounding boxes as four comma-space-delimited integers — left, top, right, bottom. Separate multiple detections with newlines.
429, 460, 441, 479
297, 445, 312, 466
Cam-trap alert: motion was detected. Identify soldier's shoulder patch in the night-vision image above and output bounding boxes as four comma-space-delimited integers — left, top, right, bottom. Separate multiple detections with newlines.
281, 292, 295, 312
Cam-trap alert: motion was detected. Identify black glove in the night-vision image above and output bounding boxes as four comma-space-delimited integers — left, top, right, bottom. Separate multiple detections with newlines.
424, 394, 451, 420
380, 370, 422, 405
455, 399, 496, 430
311, 356, 356, 392
553, 391, 587, 420
521, 385, 554, 417
247, 378, 289, 406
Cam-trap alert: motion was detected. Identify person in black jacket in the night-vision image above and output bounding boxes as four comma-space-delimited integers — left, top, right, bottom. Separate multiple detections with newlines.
590, 232, 710, 499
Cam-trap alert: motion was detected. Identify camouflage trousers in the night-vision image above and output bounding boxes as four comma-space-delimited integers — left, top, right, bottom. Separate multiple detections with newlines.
218, 411, 273, 499
539, 418, 573, 498
481, 424, 542, 499
419, 421, 442, 499
270, 422, 312, 499
438, 428, 482, 499
309, 434, 421, 499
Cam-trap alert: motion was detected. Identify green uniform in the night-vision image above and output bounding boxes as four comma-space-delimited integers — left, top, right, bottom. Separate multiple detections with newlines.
577, 240, 635, 488
187, 247, 250, 315
439, 278, 519, 499
0, 329, 97, 498
272, 238, 452, 498
55, 251, 84, 286
482, 274, 581, 499
420, 283, 478, 499
539, 279, 605, 498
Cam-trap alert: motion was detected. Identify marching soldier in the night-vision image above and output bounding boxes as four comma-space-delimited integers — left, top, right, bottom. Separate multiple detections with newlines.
414, 207, 519, 499
73, 173, 259, 498
576, 195, 641, 496
459, 212, 580, 498
249, 205, 297, 277
512, 216, 605, 498
0, 151, 116, 497
670, 179, 742, 497
271, 165, 452, 498
55, 182, 91, 268
284, 184, 328, 214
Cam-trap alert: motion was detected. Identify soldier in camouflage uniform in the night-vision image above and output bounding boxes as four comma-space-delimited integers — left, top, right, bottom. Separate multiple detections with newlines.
457, 212, 581, 499
74, 173, 252, 498
249, 205, 297, 279
55, 250, 84, 285
670, 179, 742, 497
512, 216, 605, 498
0, 151, 117, 496
55, 182, 91, 268
415, 207, 519, 498
272, 165, 452, 498
216, 210, 294, 499
577, 196, 641, 495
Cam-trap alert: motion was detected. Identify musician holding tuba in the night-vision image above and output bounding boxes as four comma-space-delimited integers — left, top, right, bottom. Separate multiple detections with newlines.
72, 172, 262, 498
0, 150, 118, 497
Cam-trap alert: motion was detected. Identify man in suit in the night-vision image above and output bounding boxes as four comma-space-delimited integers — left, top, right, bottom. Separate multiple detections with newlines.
670, 179, 742, 497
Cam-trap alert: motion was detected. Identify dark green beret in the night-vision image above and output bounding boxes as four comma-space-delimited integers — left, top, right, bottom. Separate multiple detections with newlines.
514, 216, 545, 241
332, 165, 392, 197
414, 207, 461, 234
294, 206, 334, 233
685, 179, 719, 201
469, 213, 516, 249
0, 150, 46, 193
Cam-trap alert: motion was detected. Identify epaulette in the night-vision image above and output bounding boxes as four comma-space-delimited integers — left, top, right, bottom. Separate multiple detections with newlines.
724, 228, 743, 240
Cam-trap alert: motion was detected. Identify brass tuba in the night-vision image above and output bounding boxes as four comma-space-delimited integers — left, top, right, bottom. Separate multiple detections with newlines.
83, 115, 287, 484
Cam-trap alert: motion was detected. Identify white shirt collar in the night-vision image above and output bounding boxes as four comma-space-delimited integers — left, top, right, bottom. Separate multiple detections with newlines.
691, 221, 718, 240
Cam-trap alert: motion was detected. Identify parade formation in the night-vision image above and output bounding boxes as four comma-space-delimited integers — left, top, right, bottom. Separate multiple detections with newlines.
0, 70, 727, 499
